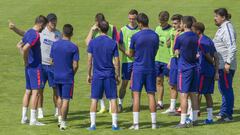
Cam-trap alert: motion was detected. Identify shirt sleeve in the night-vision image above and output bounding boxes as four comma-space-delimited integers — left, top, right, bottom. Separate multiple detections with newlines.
129, 34, 136, 50
87, 41, 93, 54
26, 31, 40, 47
174, 36, 181, 50
224, 23, 237, 64
119, 30, 124, 44
112, 26, 117, 41
113, 43, 119, 57
73, 46, 80, 61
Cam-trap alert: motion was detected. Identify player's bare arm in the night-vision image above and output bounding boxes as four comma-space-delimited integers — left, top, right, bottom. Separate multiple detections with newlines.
87, 53, 93, 84
8, 20, 25, 37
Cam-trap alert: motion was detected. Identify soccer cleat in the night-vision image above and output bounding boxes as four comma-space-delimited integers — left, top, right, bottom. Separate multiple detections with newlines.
217, 115, 233, 122
97, 108, 106, 114
29, 121, 45, 126
204, 119, 213, 124
129, 124, 139, 130
87, 125, 96, 131
118, 104, 123, 113
37, 113, 44, 119
186, 118, 198, 127
156, 104, 164, 110
21, 117, 29, 124
173, 123, 188, 128
112, 125, 120, 131
161, 108, 176, 115
59, 122, 67, 131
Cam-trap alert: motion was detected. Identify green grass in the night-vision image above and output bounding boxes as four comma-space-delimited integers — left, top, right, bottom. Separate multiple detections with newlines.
0, 0, 240, 135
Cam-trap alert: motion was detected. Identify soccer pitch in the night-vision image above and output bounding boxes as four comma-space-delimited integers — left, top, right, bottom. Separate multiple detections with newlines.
0, 0, 239, 134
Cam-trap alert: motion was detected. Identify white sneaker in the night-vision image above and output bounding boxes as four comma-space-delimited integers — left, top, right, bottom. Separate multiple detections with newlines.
38, 110, 44, 119
29, 121, 45, 126
21, 117, 28, 124
129, 124, 139, 130
161, 108, 176, 115
60, 121, 67, 131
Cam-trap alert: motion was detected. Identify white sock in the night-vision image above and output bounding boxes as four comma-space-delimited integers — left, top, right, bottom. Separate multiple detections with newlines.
158, 101, 163, 106
38, 108, 43, 113
180, 113, 187, 124
58, 116, 62, 123
187, 99, 192, 115
189, 109, 193, 120
30, 109, 37, 122
22, 107, 28, 120
192, 110, 199, 121
112, 113, 118, 127
100, 99, 105, 109
133, 112, 139, 125
55, 107, 58, 113
151, 112, 157, 128
118, 98, 123, 105
90, 112, 96, 127
170, 99, 176, 110
207, 108, 213, 120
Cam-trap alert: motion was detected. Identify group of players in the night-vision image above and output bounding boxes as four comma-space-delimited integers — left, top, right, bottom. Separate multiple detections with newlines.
9, 7, 237, 131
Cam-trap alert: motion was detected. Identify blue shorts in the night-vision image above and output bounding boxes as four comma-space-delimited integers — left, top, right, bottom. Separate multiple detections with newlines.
177, 68, 199, 93
198, 74, 214, 94
41, 65, 55, 89
121, 63, 133, 80
131, 71, 156, 93
56, 83, 74, 100
25, 66, 42, 90
169, 57, 178, 86
91, 77, 117, 100
155, 62, 169, 77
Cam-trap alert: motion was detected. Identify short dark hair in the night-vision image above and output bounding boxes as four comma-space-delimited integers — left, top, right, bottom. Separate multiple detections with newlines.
129, 9, 138, 15
35, 15, 48, 25
171, 14, 183, 21
63, 24, 73, 37
214, 8, 231, 20
95, 13, 105, 23
190, 16, 197, 23
98, 21, 109, 34
192, 22, 205, 33
159, 11, 170, 21
182, 16, 194, 29
137, 13, 149, 27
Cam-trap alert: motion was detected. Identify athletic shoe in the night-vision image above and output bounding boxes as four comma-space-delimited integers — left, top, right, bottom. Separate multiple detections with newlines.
186, 118, 198, 127
21, 117, 28, 124
112, 125, 120, 131
161, 108, 176, 115
37, 111, 44, 119
204, 119, 213, 124
217, 115, 233, 122
156, 104, 164, 110
59, 121, 67, 131
118, 104, 123, 113
29, 121, 45, 126
173, 123, 188, 128
129, 124, 139, 130
87, 125, 96, 131
97, 108, 106, 114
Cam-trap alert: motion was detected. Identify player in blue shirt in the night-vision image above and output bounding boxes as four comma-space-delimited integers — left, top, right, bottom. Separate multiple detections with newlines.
173, 16, 200, 128
192, 22, 219, 124
50, 24, 79, 130
87, 21, 120, 131
124, 13, 159, 130
85, 13, 118, 114
16, 15, 47, 126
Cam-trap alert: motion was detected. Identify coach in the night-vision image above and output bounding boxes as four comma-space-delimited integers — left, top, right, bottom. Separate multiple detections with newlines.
213, 8, 237, 121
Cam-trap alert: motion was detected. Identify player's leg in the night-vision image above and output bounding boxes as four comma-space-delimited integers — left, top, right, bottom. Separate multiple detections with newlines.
53, 87, 59, 116
156, 76, 164, 109
204, 94, 213, 124
129, 71, 143, 130
88, 78, 103, 130
28, 67, 45, 126
48, 65, 58, 116
21, 69, 31, 124
59, 83, 74, 130
118, 80, 129, 112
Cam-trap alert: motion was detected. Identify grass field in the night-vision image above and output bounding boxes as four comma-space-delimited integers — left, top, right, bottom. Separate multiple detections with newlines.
0, 0, 239, 135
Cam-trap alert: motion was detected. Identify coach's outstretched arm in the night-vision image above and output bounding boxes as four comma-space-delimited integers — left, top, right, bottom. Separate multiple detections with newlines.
85, 25, 98, 46
8, 20, 25, 37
